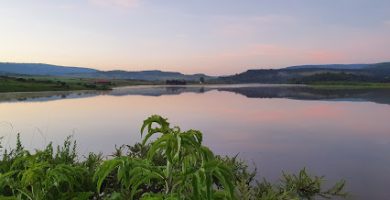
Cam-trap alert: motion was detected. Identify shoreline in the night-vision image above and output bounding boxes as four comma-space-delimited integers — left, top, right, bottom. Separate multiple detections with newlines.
2, 80, 390, 94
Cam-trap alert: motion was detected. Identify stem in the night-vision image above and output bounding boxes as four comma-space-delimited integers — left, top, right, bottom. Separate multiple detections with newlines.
165, 160, 173, 194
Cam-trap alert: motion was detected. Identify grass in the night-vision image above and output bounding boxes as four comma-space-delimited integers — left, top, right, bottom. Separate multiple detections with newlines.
0, 76, 155, 93
5, 75, 390, 93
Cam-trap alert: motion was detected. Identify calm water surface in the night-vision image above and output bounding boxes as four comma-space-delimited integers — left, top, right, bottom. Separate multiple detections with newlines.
1, 84, 390, 199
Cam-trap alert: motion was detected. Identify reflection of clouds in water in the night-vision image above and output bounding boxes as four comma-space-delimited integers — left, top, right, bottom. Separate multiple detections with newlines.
0, 85, 390, 199
122, 85, 390, 105
1, 84, 390, 105
0, 121, 16, 148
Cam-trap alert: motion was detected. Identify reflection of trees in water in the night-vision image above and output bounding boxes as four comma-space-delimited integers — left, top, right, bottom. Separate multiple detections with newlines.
1, 86, 390, 105
199, 87, 205, 93
164, 86, 206, 94
218, 87, 390, 105
165, 87, 186, 93
0, 91, 101, 103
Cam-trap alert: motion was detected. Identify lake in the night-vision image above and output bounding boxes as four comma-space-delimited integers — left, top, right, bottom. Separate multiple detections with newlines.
1, 84, 390, 199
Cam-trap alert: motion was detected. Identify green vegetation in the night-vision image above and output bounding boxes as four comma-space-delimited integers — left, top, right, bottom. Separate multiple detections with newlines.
0, 115, 347, 199
0, 76, 108, 92
287, 72, 390, 89
218, 63, 390, 84
308, 82, 390, 89
0, 76, 154, 93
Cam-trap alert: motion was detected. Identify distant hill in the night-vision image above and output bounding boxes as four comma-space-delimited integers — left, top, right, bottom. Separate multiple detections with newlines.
286, 64, 369, 70
75, 70, 210, 81
0, 62, 212, 81
2, 62, 390, 84
0, 63, 98, 76
218, 62, 390, 84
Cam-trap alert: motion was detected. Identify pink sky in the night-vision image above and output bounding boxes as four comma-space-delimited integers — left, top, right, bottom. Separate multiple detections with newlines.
0, 0, 389, 75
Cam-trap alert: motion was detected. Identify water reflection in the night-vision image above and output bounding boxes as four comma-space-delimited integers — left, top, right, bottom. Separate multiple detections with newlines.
0, 85, 390, 199
1, 84, 390, 105
0, 90, 103, 103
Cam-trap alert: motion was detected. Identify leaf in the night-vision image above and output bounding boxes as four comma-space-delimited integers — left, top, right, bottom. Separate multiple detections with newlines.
94, 158, 122, 193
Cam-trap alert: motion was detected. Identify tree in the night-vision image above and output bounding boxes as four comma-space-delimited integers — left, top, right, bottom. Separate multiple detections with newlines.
200, 77, 205, 84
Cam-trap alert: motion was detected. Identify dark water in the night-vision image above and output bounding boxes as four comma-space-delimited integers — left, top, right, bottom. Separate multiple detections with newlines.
0, 84, 389, 199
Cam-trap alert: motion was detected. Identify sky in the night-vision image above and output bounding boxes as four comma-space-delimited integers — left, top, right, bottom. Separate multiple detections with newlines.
0, 0, 390, 75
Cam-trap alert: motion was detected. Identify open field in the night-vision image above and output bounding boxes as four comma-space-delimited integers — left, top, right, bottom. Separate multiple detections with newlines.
0, 76, 155, 93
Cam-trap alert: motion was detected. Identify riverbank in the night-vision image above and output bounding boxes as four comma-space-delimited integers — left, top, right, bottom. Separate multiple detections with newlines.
0, 76, 153, 93
2, 75, 390, 93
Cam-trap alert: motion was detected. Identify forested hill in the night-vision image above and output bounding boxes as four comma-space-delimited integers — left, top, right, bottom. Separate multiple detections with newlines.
218, 62, 390, 84
0, 62, 211, 81
0, 63, 98, 76
76, 70, 210, 81
1, 62, 390, 83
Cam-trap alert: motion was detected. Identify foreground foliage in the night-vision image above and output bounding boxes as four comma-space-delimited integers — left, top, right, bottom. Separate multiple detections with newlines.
0, 115, 346, 199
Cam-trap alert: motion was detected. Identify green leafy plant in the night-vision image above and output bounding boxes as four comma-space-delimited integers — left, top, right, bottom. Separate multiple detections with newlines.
95, 115, 235, 200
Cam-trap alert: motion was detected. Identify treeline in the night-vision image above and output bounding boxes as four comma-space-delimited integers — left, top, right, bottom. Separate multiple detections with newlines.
218, 70, 286, 84
290, 72, 390, 84
165, 80, 187, 85
0, 115, 347, 200
218, 63, 390, 84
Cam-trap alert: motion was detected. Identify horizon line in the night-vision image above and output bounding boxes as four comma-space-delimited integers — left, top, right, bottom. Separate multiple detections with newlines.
1, 60, 389, 76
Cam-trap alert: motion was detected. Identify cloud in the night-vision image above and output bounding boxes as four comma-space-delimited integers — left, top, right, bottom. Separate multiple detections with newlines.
88, 0, 140, 8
